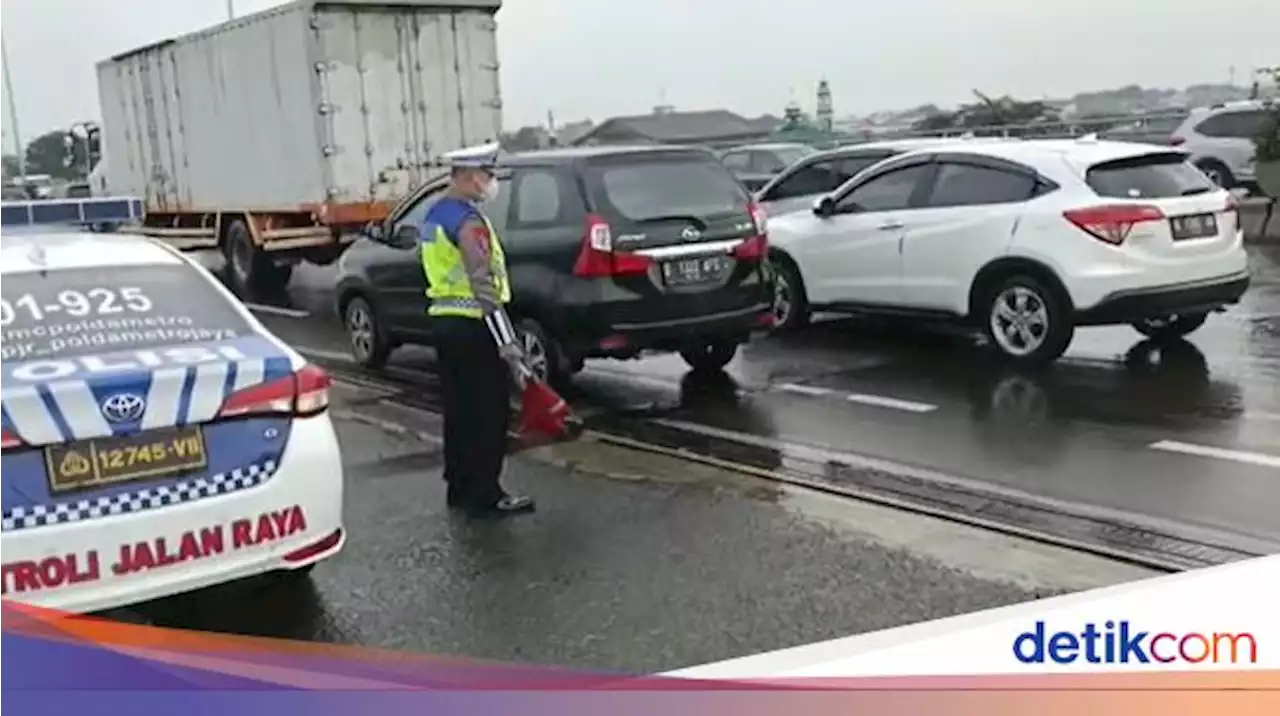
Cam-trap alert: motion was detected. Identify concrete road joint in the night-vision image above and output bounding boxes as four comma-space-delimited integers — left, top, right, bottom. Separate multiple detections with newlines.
590, 416, 1276, 572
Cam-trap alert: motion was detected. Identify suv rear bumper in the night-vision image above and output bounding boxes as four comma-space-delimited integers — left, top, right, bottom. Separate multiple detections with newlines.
1074, 271, 1251, 325
573, 302, 774, 357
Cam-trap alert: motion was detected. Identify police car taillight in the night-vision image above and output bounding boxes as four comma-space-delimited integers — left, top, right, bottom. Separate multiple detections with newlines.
218, 365, 332, 419
1, 427, 25, 451
293, 365, 332, 417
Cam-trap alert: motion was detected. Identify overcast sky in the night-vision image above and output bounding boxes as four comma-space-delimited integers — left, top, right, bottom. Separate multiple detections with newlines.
2, 0, 1279, 147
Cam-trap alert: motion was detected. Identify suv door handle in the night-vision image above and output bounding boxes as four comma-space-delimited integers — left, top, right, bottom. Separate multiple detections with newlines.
878, 221, 905, 231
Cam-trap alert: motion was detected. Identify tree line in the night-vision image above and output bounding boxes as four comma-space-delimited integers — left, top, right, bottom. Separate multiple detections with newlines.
3, 123, 102, 182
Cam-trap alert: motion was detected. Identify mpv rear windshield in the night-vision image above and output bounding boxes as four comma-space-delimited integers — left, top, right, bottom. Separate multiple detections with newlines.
1, 264, 251, 361
587, 154, 750, 221
1085, 152, 1216, 199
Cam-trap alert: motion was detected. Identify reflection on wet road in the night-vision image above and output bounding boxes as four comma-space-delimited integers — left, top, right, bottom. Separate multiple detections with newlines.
159, 244, 1280, 665
215, 245, 1280, 543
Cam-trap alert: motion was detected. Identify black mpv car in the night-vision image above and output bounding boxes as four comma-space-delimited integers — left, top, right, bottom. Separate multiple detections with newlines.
334, 145, 776, 384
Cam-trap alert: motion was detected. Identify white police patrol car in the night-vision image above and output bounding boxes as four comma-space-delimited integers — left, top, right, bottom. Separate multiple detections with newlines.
1, 226, 345, 613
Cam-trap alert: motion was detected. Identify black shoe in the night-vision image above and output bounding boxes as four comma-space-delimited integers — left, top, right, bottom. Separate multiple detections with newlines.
466, 494, 536, 517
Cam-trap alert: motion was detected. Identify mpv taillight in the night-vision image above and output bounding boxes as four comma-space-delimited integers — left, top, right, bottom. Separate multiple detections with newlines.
572, 213, 652, 278
218, 364, 332, 419
733, 201, 769, 261
1063, 204, 1165, 245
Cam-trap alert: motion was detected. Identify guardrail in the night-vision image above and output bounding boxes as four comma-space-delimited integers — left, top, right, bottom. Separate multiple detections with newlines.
796, 109, 1195, 150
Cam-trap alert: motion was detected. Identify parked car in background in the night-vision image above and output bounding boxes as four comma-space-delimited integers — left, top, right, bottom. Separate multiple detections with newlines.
718, 143, 816, 192
1170, 99, 1275, 190
766, 137, 1249, 365
756, 137, 1021, 218
335, 146, 775, 384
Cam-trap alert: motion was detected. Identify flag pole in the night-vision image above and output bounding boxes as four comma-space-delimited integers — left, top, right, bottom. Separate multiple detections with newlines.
2, 32, 28, 181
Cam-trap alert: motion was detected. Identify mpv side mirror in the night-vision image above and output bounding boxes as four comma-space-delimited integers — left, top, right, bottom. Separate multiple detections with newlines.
813, 196, 836, 218
392, 223, 421, 249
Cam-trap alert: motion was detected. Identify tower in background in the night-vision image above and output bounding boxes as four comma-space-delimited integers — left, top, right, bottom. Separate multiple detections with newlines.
816, 79, 833, 133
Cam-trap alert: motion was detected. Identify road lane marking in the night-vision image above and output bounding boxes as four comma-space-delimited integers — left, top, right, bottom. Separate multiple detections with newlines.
245, 302, 311, 318
1149, 440, 1280, 469
297, 345, 356, 363
777, 382, 938, 413
776, 383, 832, 397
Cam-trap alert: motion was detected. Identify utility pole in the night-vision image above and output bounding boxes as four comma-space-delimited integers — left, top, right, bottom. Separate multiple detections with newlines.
1, 31, 27, 182
226, 0, 235, 20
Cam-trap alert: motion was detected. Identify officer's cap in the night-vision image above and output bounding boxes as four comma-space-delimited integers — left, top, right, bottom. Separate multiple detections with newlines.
443, 141, 502, 170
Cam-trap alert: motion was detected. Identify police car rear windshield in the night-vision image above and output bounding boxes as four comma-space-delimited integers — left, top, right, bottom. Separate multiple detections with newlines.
1, 265, 251, 362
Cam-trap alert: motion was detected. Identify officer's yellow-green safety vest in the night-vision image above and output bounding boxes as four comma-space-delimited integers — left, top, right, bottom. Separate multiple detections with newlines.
421, 215, 511, 318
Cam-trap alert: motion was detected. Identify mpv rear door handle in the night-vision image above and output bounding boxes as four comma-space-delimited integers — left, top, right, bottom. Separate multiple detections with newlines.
878, 221, 905, 231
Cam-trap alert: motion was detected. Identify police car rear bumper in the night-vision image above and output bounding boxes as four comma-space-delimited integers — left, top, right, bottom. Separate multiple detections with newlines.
0, 414, 345, 614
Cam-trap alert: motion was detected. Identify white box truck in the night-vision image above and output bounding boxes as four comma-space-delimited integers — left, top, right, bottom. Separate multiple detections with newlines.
95, 0, 503, 289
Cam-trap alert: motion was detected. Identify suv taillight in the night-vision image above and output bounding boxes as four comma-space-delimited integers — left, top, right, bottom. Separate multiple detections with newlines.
218, 364, 332, 419
1064, 205, 1165, 246
572, 213, 652, 278
733, 201, 769, 261
1168, 136, 1186, 147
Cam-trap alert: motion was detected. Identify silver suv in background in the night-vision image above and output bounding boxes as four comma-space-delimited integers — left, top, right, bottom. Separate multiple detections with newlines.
1170, 100, 1274, 191
718, 143, 816, 192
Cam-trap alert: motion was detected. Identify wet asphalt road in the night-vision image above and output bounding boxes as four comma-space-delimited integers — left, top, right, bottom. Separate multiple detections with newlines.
218, 245, 1280, 551
133, 381, 1150, 672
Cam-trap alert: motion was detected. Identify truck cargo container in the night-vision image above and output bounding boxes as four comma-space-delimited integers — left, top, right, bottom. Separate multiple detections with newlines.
95, 0, 503, 289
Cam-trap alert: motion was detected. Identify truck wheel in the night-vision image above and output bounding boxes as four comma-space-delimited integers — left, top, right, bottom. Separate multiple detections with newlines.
224, 220, 290, 291
680, 339, 740, 373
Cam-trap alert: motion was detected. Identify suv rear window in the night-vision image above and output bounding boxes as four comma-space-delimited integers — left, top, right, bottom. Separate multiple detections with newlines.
1085, 153, 1216, 199
587, 154, 749, 221
1, 264, 251, 361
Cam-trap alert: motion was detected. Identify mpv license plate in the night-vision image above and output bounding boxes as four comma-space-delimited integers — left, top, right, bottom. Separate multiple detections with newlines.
1169, 213, 1218, 241
46, 426, 208, 494
661, 256, 730, 286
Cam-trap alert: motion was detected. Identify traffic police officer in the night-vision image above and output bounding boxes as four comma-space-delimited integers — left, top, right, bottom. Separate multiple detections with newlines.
420, 141, 535, 516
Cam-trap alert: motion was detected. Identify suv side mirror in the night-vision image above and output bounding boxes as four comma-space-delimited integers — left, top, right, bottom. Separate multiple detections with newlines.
813, 196, 836, 218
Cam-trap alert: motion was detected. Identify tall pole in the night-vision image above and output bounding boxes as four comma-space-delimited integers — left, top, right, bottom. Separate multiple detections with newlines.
226, 0, 235, 20
1, 32, 27, 181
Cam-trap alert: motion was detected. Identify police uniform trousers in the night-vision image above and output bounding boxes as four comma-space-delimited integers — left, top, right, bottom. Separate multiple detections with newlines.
431, 314, 512, 506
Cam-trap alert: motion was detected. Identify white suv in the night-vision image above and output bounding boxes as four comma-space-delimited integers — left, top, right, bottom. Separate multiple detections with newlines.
1170, 100, 1274, 189
766, 138, 1250, 364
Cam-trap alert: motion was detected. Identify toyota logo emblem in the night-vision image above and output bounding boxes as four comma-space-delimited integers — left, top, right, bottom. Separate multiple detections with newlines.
680, 226, 702, 240
101, 393, 147, 424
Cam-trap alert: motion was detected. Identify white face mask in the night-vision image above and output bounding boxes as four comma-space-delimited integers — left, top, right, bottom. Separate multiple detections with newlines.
481, 178, 501, 203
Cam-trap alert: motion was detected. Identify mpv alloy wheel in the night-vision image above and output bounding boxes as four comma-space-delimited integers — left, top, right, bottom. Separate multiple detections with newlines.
344, 296, 390, 368
519, 327, 550, 383
772, 270, 794, 327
